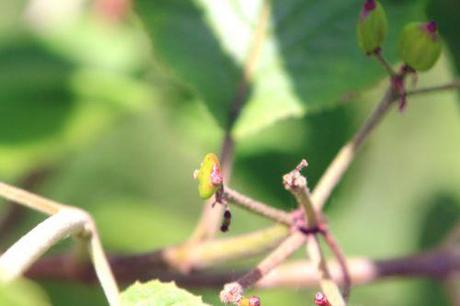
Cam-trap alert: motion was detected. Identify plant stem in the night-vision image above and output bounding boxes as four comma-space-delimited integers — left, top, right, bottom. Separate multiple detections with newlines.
237, 232, 305, 289
283, 161, 350, 303
26, 247, 460, 288
0, 209, 87, 281
283, 159, 317, 226
373, 51, 396, 77
312, 87, 397, 210
0, 182, 120, 306
321, 229, 351, 299
406, 79, 460, 97
223, 187, 292, 225
0, 167, 51, 243
220, 232, 306, 304
0, 181, 65, 215
165, 225, 289, 272
306, 235, 346, 306
189, 134, 235, 242
188, 0, 271, 242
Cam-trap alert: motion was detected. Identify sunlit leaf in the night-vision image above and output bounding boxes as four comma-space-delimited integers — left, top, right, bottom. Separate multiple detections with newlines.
121, 280, 210, 306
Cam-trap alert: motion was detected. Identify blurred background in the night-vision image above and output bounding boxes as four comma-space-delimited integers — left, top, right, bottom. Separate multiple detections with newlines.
0, 0, 459, 305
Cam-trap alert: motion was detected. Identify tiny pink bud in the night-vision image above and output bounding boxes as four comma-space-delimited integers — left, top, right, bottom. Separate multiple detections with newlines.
314, 292, 330, 306
425, 20, 437, 33
249, 296, 261, 306
364, 0, 376, 12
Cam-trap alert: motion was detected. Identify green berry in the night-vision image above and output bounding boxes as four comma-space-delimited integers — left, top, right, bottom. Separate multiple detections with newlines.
194, 153, 222, 199
357, 0, 388, 54
399, 21, 442, 71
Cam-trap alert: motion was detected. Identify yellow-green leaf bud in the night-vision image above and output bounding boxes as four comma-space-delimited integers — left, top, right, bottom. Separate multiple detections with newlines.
399, 21, 442, 71
357, 0, 388, 54
194, 153, 223, 199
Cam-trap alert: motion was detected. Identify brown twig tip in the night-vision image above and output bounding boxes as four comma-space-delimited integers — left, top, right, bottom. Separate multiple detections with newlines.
282, 160, 309, 191
314, 292, 331, 306
220, 282, 244, 305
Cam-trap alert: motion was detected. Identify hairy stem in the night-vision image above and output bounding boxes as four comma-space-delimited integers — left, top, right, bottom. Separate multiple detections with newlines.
373, 51, 396, 77
312, 87, 397, 210
223, 187, 292, 225
237, 232, 305, 289
220, 232, 305, 304
406, 79, 460, 97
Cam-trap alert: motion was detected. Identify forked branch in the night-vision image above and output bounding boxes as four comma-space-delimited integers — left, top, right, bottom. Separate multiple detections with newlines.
0, 182, 120, 306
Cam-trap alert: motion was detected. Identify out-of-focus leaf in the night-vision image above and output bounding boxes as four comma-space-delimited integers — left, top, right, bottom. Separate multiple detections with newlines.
92, 198, 196, 252
234, 0, 425, 138
134, 0, 241, 128
0, 37, 74, 144
135, 0, 425, 138
121, 280, 210, 306
427, 0, 460, 73
0, 279, 50, 306
417, 193, 460, 249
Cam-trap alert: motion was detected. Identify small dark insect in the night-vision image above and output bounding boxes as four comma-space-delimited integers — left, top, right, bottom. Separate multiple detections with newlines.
220, 207, 232, 232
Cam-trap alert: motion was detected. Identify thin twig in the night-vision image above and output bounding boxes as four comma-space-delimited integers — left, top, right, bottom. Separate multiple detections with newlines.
306, 235, 346, 306
220, 232, 305, 304
259, 247, 460, 288
312, 87, 397, 210
165, 225, 289, 272
443, 274, 460, 306
0, 182, 120, 306
223, 187, 292, 226
283, 159, 317, 226
373, 50, 396, 77
321, 230, 351, 299
0, 209, 87, 281
283, 162, 350, 303
0, 167, 51, 243
406, 79, 460, 97
0, 181, 66, 215
86, 219, 121, 306
189, 0, 271, 242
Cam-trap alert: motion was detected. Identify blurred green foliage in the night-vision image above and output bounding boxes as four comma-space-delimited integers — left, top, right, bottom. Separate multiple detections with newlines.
121, 280, 210, 306
0, 0, 459, 305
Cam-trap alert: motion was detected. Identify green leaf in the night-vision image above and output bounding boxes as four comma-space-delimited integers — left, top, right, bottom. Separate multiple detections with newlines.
0, 36, 74, 144
121, 280, 210, 306
0, 279, 51, 306
134, 0, 241, 129
135, 0, 425, 138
